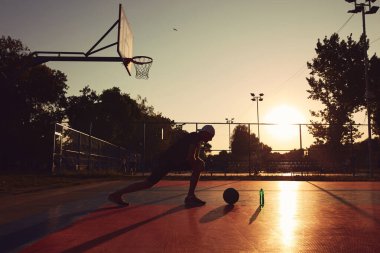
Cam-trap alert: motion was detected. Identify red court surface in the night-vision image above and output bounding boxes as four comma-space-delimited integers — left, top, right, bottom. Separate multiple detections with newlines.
2, 180, 380, 252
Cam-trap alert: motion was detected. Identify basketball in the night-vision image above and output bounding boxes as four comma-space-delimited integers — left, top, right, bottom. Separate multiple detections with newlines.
223, 188, 239, 205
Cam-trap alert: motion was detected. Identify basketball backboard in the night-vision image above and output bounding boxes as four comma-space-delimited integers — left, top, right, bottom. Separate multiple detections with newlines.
117, 4, 133, 76
31, 4, 153, 79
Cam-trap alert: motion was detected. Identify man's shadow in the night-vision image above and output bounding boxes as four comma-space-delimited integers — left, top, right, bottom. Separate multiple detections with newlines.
62, 204, 187, 253
61, 181, 245, 252
0, 206, 120, 253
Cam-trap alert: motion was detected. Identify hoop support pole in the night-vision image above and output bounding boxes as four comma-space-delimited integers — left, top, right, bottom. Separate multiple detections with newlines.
32, 56, 125, 65
85, 19, 119, 56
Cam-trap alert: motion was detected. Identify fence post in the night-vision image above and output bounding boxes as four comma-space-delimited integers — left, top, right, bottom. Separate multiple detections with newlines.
225, 154, 227, 177
77, 131, 81, 170
59, 128, 63, 171
248, 123, 251, 176
299, 124, 303, 150
51, 123, 57, 174
88, 123, 92, 171
350, 124, 355, 177
143, 122, 146, 176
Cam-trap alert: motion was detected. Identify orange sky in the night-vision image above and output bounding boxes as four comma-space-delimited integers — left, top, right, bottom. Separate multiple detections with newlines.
1, 0, 379, 151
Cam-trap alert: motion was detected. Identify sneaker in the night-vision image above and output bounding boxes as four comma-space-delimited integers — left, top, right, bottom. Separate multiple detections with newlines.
108, 193, 129, 207
185, 195, 206, 207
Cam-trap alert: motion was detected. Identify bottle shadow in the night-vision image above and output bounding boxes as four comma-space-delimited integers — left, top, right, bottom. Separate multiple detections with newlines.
249, 206, 262, 224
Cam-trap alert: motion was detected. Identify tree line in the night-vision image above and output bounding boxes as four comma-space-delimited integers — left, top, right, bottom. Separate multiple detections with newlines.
1, 36, 186, 172
1, 34, 379, 173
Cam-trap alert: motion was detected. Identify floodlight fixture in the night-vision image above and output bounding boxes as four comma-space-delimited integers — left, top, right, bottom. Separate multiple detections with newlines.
348, 5, 364, 13
345, 0, 356, 3
366, 5, 379, 13
225, 117, 234, 123
249, 91, 264, 150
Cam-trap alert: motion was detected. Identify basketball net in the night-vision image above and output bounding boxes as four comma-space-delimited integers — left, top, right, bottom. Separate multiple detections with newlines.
132, 56, 153, 79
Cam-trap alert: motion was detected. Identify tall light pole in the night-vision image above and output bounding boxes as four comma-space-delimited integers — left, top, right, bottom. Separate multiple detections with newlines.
345, 0, 378, 177
250, 93, 264, 143
225, 118, 234, 150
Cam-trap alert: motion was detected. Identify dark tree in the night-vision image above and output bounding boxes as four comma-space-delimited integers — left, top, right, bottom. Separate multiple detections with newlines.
306, 33, 366, 146
231, 125, 250, 157
66, 86, 143, 148
65, 85, 99, 134
230, 124, 271, 166
66, 87, 189, 170
1, 36, 68, 171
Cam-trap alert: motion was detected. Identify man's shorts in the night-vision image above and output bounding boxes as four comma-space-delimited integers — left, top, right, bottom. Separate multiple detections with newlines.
146, 158, 192, 185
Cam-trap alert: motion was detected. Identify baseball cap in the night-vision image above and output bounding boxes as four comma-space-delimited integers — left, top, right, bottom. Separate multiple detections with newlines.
200, 125, 215, 137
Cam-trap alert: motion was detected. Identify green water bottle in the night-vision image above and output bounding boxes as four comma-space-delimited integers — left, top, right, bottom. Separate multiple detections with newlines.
260, 188, 264, 208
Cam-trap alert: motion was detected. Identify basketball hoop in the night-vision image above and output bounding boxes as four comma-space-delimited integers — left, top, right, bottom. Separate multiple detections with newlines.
132, 56, 153, 79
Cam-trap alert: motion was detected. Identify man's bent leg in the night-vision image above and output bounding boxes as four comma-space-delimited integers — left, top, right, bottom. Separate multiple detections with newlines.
188, 168, 201, 197
108, 166, 168, 206
111, 180, 154, 197
108, 179, 154, 206
185, 160, 206, 206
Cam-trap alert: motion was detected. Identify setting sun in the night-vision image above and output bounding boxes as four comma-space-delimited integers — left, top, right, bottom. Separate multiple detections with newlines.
263, 105, 306, 140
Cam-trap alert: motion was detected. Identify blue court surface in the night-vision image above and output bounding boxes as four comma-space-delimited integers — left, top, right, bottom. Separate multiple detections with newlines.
1, 180, 380, 252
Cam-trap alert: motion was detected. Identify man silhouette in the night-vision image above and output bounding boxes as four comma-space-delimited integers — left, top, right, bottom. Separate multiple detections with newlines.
108, 125, 215, 207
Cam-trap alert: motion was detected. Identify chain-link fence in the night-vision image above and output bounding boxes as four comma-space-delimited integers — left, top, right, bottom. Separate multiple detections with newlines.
52, 122, 380, 177
52, 123, 141, 175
